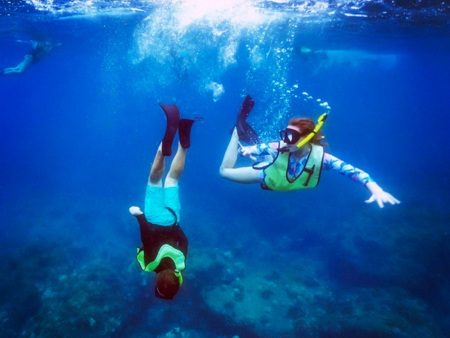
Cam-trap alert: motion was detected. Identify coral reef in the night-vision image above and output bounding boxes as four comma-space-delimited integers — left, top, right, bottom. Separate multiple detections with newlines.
199, 247, 444, 337
0, 195, 449, 337
26, 262, 135, 337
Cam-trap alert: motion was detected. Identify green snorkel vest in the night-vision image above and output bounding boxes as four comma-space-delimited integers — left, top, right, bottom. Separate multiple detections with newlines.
136, 243, 186, 272
263, 144, 324, 191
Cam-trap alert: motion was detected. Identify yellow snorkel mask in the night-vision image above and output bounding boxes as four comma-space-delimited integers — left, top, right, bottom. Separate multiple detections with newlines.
296, 112, 328, 149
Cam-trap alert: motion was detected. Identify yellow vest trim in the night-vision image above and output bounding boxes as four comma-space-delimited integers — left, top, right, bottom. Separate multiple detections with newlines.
174, 269, 183, 286
136, 244, 186, 272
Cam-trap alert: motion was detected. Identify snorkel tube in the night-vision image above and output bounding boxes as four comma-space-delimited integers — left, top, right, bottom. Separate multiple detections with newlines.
296, 112, 328, 149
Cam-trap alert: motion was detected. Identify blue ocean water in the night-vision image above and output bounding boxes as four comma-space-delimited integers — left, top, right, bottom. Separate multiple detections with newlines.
1, 0, 449, 337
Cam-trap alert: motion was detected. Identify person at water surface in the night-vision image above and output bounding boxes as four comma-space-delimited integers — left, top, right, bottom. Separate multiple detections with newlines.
220, 95, 400, 208
1, 39, 53, 75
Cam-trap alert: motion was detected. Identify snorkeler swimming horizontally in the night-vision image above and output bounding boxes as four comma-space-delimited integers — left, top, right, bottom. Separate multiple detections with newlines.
220, 95, 400, 208
1, 39, 53, 75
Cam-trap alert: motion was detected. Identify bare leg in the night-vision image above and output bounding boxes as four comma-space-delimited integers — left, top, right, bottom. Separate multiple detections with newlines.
219, 128, 260, 183
220, 128, 239, 172
165, 142, 186, 187
149, 143, 165, 187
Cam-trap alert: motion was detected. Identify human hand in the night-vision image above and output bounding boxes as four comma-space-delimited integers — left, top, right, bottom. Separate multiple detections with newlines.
238, 142, 257, 161
129, 206, 143, 216
365, 182, 401, 208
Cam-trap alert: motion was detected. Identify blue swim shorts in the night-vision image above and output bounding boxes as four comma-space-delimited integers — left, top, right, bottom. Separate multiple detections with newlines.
144, 184, 181, 226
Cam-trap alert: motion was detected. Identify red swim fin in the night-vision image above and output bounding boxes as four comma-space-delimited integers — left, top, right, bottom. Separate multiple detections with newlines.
159, 104, 180, 156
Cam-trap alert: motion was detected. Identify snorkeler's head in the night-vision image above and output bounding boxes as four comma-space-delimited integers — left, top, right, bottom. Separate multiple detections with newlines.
288, 117, 325, 145
155, 269, 182, 300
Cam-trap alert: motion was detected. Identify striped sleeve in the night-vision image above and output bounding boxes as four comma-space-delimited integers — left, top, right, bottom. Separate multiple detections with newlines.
323, 153, 374, 185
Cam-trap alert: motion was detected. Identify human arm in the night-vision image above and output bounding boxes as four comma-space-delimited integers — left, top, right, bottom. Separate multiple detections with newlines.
129, 206, 151, 239
129, 206, 148, 226
323, 153, 400, 208
239, 142, 279, 158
